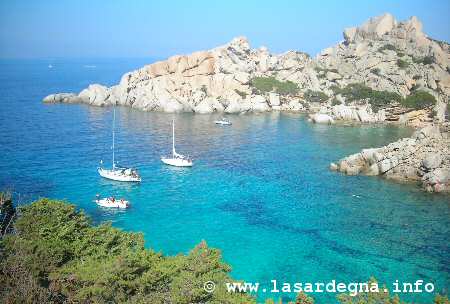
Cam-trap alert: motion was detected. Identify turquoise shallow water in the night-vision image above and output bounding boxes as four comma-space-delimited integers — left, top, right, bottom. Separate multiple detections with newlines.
0, 59, 449, 303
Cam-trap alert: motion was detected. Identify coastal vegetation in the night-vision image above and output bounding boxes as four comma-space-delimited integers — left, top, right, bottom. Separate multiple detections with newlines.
234, 89, 248, 99
377, 44, 397, 53
250, 76, 299, 96
401, 90, 437, 110
331, 83, 437, 112
397, 59, 409, 69
304, 89, 329, 103
371, 68, 381, 76
0, 198, 252, 303
331, 83, 401, 112
331, 97, 342, 106
412, 56, 434, 65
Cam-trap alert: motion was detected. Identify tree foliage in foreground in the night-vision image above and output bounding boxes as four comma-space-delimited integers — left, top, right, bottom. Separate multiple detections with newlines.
0, 199, 253, 304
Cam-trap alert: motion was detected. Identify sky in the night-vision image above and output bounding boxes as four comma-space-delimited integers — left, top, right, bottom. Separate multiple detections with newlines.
0, 0, 449, 59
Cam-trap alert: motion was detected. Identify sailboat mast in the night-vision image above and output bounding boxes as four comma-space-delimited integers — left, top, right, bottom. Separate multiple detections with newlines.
172, 119, 175, 156
112, 107, 115, 169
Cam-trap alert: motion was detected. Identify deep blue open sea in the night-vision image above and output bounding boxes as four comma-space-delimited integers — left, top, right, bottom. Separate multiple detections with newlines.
0, 59, 449, 303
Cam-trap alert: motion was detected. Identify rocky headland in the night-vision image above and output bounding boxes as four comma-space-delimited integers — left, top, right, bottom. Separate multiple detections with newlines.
44, 13, 449, 127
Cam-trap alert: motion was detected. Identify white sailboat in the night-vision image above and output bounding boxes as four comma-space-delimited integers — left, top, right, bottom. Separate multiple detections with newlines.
98, 107, 141, 182
161, 120, 193, 167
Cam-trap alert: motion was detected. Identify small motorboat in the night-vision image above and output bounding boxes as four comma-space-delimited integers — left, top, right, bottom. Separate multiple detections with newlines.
94, 195, 129, 209
214, 118, 232, 125
161, 120, 193, 167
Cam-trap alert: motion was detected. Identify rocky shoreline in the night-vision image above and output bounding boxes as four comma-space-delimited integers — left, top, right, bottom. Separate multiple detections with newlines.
44, 13, 449, 126
330, 125, 450, 193
43, 13, 450, 194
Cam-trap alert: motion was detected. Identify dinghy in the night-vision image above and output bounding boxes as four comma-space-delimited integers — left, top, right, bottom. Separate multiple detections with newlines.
214, 117, 232, 125
161, 120, 193, 167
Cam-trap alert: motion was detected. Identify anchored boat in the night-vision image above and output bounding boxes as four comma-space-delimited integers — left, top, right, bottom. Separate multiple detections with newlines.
98, 107, 141, 182
214, 117, 232, 125
161, 120, 193, 167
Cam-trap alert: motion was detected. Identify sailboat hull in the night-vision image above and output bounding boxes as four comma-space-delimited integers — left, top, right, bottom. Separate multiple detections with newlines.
161, 157, 193, 167
98, 168, 141, 182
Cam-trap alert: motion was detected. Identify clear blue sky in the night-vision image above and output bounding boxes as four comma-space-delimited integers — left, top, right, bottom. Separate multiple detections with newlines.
0, 0, 449, 59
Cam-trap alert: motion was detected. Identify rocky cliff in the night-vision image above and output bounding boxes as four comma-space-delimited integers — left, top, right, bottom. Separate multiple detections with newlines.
330, 125, 450, 193
44, 13, 450, 126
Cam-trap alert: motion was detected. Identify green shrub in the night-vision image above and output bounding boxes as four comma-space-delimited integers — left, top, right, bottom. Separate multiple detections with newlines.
401, 90, 437, 109
410, 83, 421, 92
413, 56, 434, 65
397, 59, 409, 69
304, 90, 328, 103
250, 76, 299, 96
413, 75, 421, 80
330, 85, 341, 94
333, 83, 402, 112
378, 44, 397, 52
397, 52, 405, 57
234, 89, 247, 99
276, 80, 300, 95
370, 68, 381, 76
331, 98, 342, 106
422, 56, 434, 65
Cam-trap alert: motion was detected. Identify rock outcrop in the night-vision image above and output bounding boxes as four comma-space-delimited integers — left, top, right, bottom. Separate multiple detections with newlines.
331, 125, 450, 193
314, 13, 450, 125
43, 93, 82, 104
309, 113, 334, 124
44, 13, 450, 126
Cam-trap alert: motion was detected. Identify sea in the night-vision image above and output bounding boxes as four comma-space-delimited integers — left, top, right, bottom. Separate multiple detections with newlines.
0, 58, 448, 303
